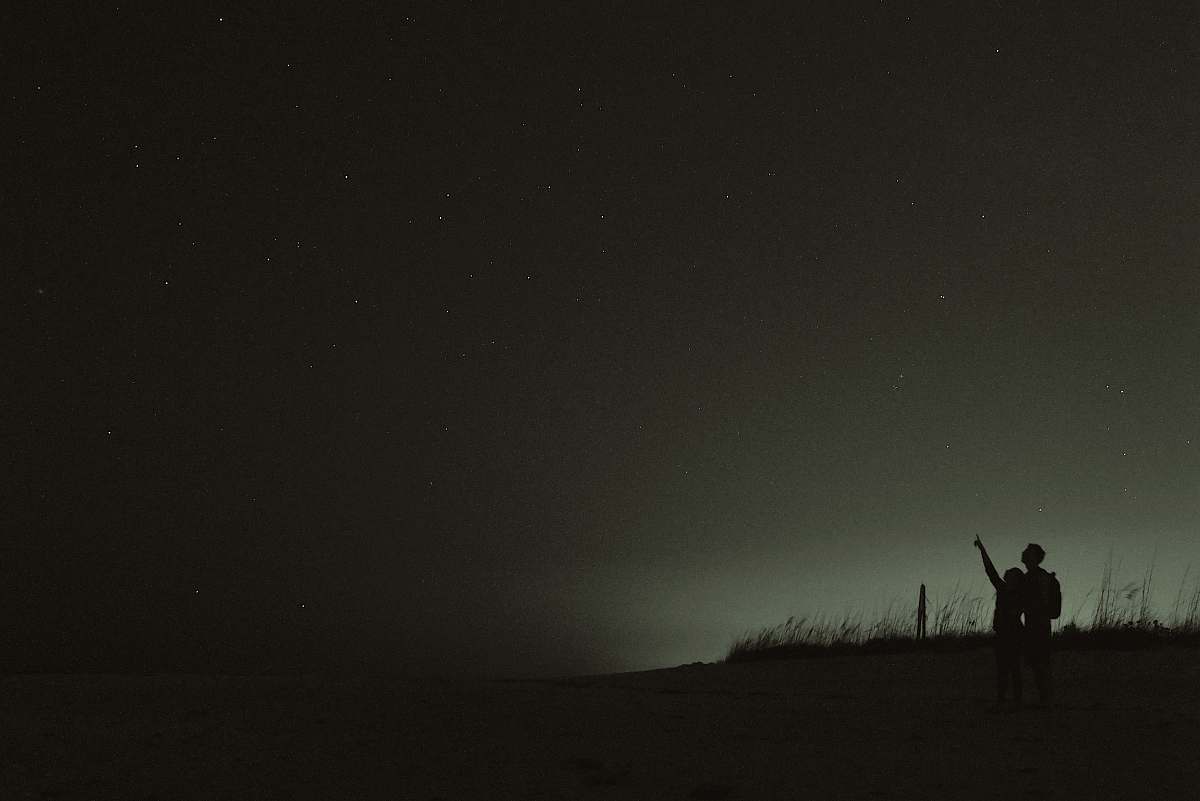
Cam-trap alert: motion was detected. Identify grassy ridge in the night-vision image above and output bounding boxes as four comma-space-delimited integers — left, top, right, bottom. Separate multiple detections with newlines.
725, 556, 1200, 663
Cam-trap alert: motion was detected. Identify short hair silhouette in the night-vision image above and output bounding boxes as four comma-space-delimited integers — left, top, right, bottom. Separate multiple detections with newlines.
1022, 543, 1046, 566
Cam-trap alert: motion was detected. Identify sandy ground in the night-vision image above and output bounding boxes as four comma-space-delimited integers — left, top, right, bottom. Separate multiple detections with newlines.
3, 646, 1199, 800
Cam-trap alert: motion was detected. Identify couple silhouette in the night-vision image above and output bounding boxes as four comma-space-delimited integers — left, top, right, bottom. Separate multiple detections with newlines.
974, 536, 1059, 711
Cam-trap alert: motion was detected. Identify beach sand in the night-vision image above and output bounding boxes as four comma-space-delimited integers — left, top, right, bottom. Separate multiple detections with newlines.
3, 646, 1198, 799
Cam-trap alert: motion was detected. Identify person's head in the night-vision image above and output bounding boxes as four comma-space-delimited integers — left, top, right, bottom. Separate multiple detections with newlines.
1003, 567, 1025, 586
1021, 543, 1046, 568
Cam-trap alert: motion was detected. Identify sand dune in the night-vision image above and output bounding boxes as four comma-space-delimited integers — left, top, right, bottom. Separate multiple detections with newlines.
3, 646, 1198, 799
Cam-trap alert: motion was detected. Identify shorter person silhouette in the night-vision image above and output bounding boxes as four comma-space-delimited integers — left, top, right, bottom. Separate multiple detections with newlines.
975, 535, 1024, 712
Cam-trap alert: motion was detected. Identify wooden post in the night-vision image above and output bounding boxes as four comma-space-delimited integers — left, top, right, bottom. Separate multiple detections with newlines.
917, 584, 927, 640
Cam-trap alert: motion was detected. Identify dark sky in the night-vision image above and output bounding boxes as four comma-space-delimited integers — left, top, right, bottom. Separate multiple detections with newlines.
10, 3, 1200, 677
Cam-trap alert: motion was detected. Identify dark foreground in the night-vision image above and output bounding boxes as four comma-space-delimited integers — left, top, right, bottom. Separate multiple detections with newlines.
3, 646, 1198, 799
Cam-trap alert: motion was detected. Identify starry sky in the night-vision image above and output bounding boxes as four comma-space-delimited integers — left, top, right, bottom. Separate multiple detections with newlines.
10, 3, 1200, 677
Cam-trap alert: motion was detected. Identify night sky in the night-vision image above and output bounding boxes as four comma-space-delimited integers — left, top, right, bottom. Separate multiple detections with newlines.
11, 3, 1200, 677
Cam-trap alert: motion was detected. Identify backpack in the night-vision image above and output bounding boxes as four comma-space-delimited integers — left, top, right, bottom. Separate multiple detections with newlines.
1043, 571, 1062, 620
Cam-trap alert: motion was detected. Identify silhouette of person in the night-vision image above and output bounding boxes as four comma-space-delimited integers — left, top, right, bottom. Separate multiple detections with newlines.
1020, 543, 1054, 707
974, 536, 1024, 711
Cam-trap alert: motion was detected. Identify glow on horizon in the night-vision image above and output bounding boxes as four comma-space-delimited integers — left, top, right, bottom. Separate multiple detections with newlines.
576, 530, 1200, 674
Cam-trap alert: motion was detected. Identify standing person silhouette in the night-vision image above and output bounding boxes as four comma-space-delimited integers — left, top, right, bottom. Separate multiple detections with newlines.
974, 536, 1024, 711
1020, 543, 1054, 707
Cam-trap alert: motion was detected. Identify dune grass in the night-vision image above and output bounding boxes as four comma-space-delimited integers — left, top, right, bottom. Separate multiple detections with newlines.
725, 556, 1200, 663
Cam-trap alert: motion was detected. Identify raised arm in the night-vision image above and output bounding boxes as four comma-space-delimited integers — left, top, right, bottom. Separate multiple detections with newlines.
974, 536, 1003, 591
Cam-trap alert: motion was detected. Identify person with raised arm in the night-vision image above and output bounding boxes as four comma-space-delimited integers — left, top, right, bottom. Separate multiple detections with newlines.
975, 535, 1025, 712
